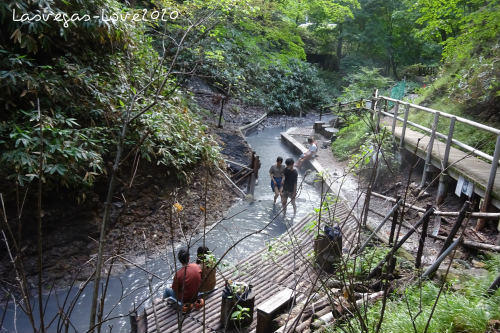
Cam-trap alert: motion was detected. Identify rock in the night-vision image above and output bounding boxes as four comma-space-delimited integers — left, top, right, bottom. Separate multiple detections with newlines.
435, 267, 489, 286
471, 259, 486, 268
454, 259, 471, 269
418, 190, 431, 199
304, 172, 317, 185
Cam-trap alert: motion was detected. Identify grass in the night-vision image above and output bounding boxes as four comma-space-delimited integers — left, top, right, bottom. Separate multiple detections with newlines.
403, 56, 499, 156
332, 115, 371, 161
403, 94, 497, 156
327, 254, 500, 333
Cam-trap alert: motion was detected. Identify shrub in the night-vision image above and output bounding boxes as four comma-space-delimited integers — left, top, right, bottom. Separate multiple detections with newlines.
331, 115, 370, 161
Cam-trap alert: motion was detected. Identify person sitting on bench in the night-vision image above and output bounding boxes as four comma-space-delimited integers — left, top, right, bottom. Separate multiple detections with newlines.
295, 137, 317, 168
163, 248, 202, 305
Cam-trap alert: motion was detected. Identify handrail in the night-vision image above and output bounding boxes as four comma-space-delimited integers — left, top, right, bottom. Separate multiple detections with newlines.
370, 93, 500, 217
379, 95, 500, 135
379, 110, 498, 164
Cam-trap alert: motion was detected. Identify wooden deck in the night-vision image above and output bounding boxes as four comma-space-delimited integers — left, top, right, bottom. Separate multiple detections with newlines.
140, 201, 360, 332
393, 125, 500, 208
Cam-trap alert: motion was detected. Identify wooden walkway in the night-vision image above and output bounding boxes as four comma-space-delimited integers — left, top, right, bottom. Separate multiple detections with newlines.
393, 125, 500, 207
140, 201, 360, 332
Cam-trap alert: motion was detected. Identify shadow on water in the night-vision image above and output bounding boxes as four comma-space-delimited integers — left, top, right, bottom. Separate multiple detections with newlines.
2, 125, 324, 333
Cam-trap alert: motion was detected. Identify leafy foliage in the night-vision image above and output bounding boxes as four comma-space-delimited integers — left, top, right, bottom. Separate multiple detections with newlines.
0, 0, 220, 201
331, 115, 370, 161
340, 67, 393, 102
180, 0, 336, 114
329, 279, 500, 333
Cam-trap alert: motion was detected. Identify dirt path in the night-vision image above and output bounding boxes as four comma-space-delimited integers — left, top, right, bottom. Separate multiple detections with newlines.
287, 125, 496, 269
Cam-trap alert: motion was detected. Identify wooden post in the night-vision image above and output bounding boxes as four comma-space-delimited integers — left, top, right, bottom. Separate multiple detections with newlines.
371, 89, 378, 123
248, 153, 260, 197
368, 206, 434, 279
217, 95, 226, 128
477, 135, 500, 230
399, 103, 410, 148
388, 195, 401, 245
376, 99, 385, 133
420, 112, 439, 188
391, 101, 399, 136
130, 309, 138, 333
358, 198, 402, 253
248, 152, 255, 195
416, 204, 432, 268
487, 273, 500, 295
437, 201, 470, 257
437, 117, 456, 205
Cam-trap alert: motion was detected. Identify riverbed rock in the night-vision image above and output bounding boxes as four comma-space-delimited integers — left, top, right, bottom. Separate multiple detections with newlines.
304, 172, 317, 185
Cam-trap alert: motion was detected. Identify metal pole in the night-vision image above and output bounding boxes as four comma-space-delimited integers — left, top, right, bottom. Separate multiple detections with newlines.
422, 236, 461, 279
399, 103, 410, 148
420, 112, 440, 188
436, 117, 456, 205
478, 134, 500, 230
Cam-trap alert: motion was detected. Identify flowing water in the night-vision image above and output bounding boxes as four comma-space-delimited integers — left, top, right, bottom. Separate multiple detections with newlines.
2, 125, 326, 333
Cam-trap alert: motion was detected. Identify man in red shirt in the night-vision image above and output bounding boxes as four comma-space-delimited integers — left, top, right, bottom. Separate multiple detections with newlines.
163, 248, 202, 303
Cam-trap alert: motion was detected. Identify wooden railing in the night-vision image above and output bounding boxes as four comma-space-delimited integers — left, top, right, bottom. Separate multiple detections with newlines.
370, 92, 500, 217
335, 91, 500, 221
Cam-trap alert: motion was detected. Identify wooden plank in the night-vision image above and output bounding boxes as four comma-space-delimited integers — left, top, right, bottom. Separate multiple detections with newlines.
256, 287, 294, 315
142, 200, 360, 333
392, 125, 500, 207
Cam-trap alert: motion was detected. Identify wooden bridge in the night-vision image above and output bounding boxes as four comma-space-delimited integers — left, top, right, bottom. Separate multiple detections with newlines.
340, 93, 500, 226
133, 200, 360, 332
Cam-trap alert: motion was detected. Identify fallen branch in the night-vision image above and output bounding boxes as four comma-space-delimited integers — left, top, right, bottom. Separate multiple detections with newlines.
371, 191, 500, 219
427, 233, 500, 252
313, 291, 385, 329
216, 165, 246, 197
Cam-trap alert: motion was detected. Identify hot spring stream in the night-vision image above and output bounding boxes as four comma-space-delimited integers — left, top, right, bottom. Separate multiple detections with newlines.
2, 124, 327, 333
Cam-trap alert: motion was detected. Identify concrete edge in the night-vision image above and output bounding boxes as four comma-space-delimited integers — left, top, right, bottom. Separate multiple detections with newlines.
281, 128, 415, 261
239, 112, 268, 136
280, 130, 325, 173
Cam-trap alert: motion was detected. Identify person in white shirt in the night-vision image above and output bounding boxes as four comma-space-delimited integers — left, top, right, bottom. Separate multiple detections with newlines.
295, 137, 317, 168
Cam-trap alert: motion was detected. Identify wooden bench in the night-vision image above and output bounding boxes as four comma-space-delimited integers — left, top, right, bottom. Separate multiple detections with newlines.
256, 287, 295, 333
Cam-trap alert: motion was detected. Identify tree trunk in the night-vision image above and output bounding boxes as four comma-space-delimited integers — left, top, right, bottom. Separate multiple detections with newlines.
390, 54, 399, 80
335, 23, 343, 69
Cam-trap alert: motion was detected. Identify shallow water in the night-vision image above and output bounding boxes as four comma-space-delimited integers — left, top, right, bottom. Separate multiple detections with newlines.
1, 125, 327, 333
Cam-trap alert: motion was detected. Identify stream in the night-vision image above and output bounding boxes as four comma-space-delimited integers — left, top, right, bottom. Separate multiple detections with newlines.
1, 124, 327, 333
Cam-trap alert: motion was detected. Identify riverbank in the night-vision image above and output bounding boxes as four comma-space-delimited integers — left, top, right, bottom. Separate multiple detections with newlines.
0, 97, 261, 292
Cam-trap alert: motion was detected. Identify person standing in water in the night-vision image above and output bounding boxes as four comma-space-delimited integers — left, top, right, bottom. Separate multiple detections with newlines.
282, 158, 298, 215
269, 156, 285, 205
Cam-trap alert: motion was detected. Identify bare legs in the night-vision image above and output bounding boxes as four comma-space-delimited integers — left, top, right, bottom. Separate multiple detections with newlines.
281, 193, 296, 215
273, 186, 281, 204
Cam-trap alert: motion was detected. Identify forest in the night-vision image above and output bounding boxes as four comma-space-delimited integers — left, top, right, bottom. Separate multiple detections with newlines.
1, 0, 499, 332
